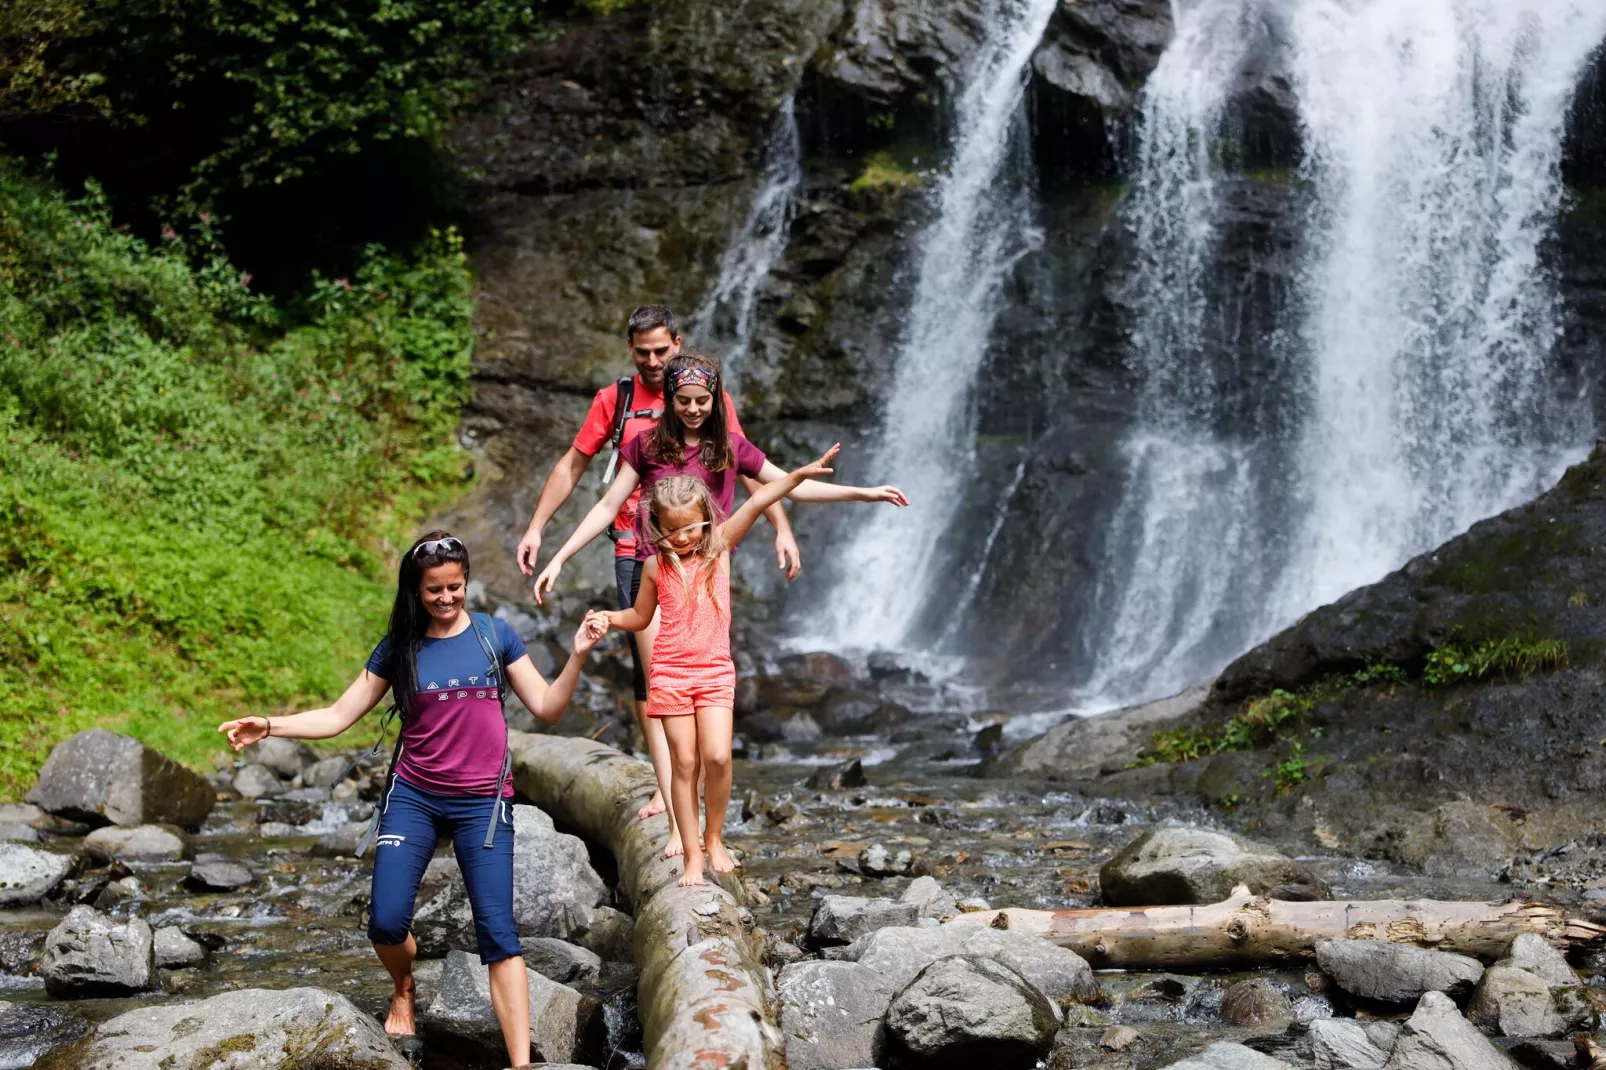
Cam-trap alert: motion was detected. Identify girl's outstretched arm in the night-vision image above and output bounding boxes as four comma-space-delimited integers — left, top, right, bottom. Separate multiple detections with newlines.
721, 444, 840, 549
753, 460, 909, 506
533, 463, 642, 604
506, 617, 608, 726
218, 669, 390, 749
605, 559, 660, 632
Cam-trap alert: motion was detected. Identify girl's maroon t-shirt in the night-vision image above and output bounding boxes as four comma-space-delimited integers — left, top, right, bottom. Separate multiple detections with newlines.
619, 430, 767, 561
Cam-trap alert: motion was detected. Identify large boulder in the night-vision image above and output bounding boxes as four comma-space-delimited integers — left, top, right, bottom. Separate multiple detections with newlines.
250, 736, 313, 779
520, 936, 602, 986
808, 895, 919, 947
1099, 827, 1329, 905
83, 824, 186, 863
838, 923, 1100, 1005
39, 906, 154, 997
990, 685, 1210, 780
1163, 1042, 1295, 1069
25, 730, 214, 828
0, 842, 73, 907
419, 950, 603, 1065
901, 875, 958, 920
1315, 939, 1484, 1005
776, 959, 897, 1070
57, 986, 409, 1069
882, 955, 1060, 1067
1306, 1018, 1387, 1070
0, 1001, 90, 1069
152, 927, 206, 970
1383, 990, 1519, 1069
1467, 933, 1595, 1038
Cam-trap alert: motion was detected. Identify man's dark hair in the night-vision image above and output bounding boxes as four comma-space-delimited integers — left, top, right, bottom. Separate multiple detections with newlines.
627, 304, 679, 341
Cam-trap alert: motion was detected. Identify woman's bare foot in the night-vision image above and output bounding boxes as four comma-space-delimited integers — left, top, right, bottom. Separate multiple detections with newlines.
384, 978, 417, 1036
664, 829, 684, 858
678, 861, 706, 887
706, 839, 736, 874
636, 792, 666, 820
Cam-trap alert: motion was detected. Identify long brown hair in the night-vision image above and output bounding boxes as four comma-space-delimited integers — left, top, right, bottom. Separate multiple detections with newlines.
647, 351, 737, 472
645, 476, 726, 607
385, 530, 470, 715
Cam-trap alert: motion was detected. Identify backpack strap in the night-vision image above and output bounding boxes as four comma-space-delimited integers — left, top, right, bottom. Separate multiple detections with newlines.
469, 612, 512, 848
353, 703, 402, 858
600, 376, 636, 486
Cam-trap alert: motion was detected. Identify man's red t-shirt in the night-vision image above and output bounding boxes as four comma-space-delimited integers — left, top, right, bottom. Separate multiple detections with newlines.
573, 376, 744, 558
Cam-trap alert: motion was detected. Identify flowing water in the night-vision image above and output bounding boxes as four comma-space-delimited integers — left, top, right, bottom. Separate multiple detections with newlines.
803, 0, 1058, 651
1083, 0, 1605, 704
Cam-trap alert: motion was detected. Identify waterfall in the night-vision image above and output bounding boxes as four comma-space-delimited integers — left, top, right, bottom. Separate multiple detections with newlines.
1086, 0, 1604, 705
691, 96, 802, 387
807, 0, 1059, 651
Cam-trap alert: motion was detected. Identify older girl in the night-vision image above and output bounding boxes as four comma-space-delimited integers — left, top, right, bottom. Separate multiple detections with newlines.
220, 532, 605, 1065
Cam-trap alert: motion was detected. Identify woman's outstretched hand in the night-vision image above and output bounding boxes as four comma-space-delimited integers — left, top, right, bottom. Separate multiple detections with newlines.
860, 485, 909, 506
533, 560, 562, 606
575, 611, 609, 654
218, 717, 270, 751
794, 443, 841, 482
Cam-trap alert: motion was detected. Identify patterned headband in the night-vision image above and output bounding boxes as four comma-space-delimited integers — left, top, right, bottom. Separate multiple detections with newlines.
667, 366, 718, 394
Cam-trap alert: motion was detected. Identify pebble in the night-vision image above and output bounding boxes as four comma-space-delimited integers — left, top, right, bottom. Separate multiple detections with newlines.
956, 897, 992, 912
1101, 1024, 1141, 1051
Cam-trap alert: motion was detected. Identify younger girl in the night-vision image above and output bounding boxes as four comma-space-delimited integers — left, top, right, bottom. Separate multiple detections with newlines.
586, 445, 842, 886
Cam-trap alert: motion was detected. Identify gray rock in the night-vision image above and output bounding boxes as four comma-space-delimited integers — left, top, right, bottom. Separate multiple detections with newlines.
577, 905, 634, 963
1499, 933, 1579, 988
0, 842, 73, 906
955, 896, 992, 912
303, 754, 354, 789
857, 843, 913, 877
991, 684, 1209, 779
1365, 1021, 1402, 1051
25, 729, 214, 828
0, 824, 38, 844
185, 855, 252, 891
777, 959, 897, 1070
67, 986, 409, 1069
901, 875, 958, 920
152, 927, 206, 969
1163, 1042, 1294, 1069
84, 823, 186, 863
232, 762, 283, 799
1307, 1018, 1387, 1070
808, 895, 919, 947
310, 819, 371, 858
805, 758, 867, 789
0, 803, 42, 825
1315, 939, 1484, 1004
1100, 827, 1330, 906
884, 955, 1060, 1064
1383, 990, 1518, 1069
250, 736, 313, 779
40, 905, 154, 997
1467, 965, 1596, 1039
522, 936, 602, 986
1220, 978, 1293, 1026
0, 1001, 90, 1070
420, 950, 602, 1065
839, 923, 1101, 1005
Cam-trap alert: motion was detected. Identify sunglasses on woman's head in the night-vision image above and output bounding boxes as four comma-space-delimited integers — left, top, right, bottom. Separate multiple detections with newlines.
413, 536, 464, 559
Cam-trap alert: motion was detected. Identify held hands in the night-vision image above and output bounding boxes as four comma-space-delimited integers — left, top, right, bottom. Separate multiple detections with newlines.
218, 717, 270, 752
532, 559, 562, 605
575, 611, 610, 654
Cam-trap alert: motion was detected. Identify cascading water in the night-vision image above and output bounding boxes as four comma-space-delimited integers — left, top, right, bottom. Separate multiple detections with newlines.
691, 96, 801, 387
1086, 0, 1605, 706
807, 0, 1058, 650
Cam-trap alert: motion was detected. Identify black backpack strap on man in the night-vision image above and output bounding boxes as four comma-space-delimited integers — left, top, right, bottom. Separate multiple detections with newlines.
600, 376, 636, 487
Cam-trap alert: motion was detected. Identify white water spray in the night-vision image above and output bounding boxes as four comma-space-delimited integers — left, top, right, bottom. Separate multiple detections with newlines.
811, 0, 1058, 649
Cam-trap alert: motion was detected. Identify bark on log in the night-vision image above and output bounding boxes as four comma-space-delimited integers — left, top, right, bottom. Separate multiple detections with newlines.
508, 731, 783, 1070
945, 887, 1606, 970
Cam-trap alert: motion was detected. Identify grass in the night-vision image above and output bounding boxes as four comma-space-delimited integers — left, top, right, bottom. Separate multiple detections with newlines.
850, 151, 922, 196
0, 163, 474, 796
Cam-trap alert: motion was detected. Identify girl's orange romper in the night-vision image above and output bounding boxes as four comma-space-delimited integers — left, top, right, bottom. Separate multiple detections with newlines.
646, 554, 736, 717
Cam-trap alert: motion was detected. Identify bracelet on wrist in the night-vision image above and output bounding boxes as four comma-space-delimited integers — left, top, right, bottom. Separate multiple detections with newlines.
263, 717, 272, 738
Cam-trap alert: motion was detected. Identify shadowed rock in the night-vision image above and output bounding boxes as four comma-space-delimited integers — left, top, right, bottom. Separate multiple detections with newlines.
883, 955, 1060, 1068
26, 730, 213, 828
1316, 940, 1484, 1005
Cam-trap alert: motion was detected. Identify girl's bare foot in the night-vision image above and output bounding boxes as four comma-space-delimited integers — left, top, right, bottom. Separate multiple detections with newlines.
678, 861, 706, 887
637, 792, 666, 820
664, 830, 685, 858
706, 840, 736, 874
384, 978, 417, 1036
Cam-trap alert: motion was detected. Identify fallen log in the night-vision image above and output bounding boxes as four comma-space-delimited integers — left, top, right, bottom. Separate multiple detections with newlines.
945, 886, 1606, 970
508, 731, 782, 1070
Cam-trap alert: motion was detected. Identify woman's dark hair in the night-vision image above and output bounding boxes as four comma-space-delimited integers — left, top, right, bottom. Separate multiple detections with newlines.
649, 351, 736, 472
383, 530, 470, 715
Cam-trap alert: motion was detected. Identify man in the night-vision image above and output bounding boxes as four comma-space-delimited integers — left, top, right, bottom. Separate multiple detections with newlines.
514, 305, 799, 813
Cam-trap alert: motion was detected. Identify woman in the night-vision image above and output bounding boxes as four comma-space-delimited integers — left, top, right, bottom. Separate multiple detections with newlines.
533, 352, 906, 856
220, 532, 604, 1065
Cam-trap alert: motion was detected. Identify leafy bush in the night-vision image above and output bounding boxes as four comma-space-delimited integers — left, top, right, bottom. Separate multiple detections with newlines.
0, 163, 472, 794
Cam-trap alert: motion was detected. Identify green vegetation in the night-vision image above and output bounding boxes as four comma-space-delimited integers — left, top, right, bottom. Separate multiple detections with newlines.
1420, 636, 1569, 687
850, 151, 923, 196
0, 164, 473, 795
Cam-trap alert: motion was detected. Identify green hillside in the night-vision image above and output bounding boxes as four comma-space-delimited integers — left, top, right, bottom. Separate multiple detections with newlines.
0, 165, 473, 795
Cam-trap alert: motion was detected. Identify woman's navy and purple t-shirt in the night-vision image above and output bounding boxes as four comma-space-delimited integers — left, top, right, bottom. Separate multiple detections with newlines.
365, 618, 526, 797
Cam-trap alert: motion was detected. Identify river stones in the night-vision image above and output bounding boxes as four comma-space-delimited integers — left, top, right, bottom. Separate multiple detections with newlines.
1220, 978, 1293, 1026
0, 842, 73, 906
521, 936, 602, 986
0, 1001, 90, 1069
777, 960, 898, 1070
839, 924, 1101, 1006
901, 875, 958, 920
1467, 936, 1595, 1038
1305, 1018, 1387, 1069
1383, 990, 1518, 1069
1315, 939, 1484, 1004
231, 762, 283, 799
25, 729, 214, 828
1099, 827, 1330, 905
83, 824, 186, 863
808, 895, 919, 947
184, 855, 253, 892
304, 754, 354, 789
576, 904, 634, 963
419, 950, 602, 1065
805, 757, 867, 789
250, 736, 313, 779
63, 986, 409, 1069
1162, 1042, 1295, 1069
40, 906, 154, 997
311, 819, 370, 858
152, 927, 207, 969
883, 955, 1060, 1067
